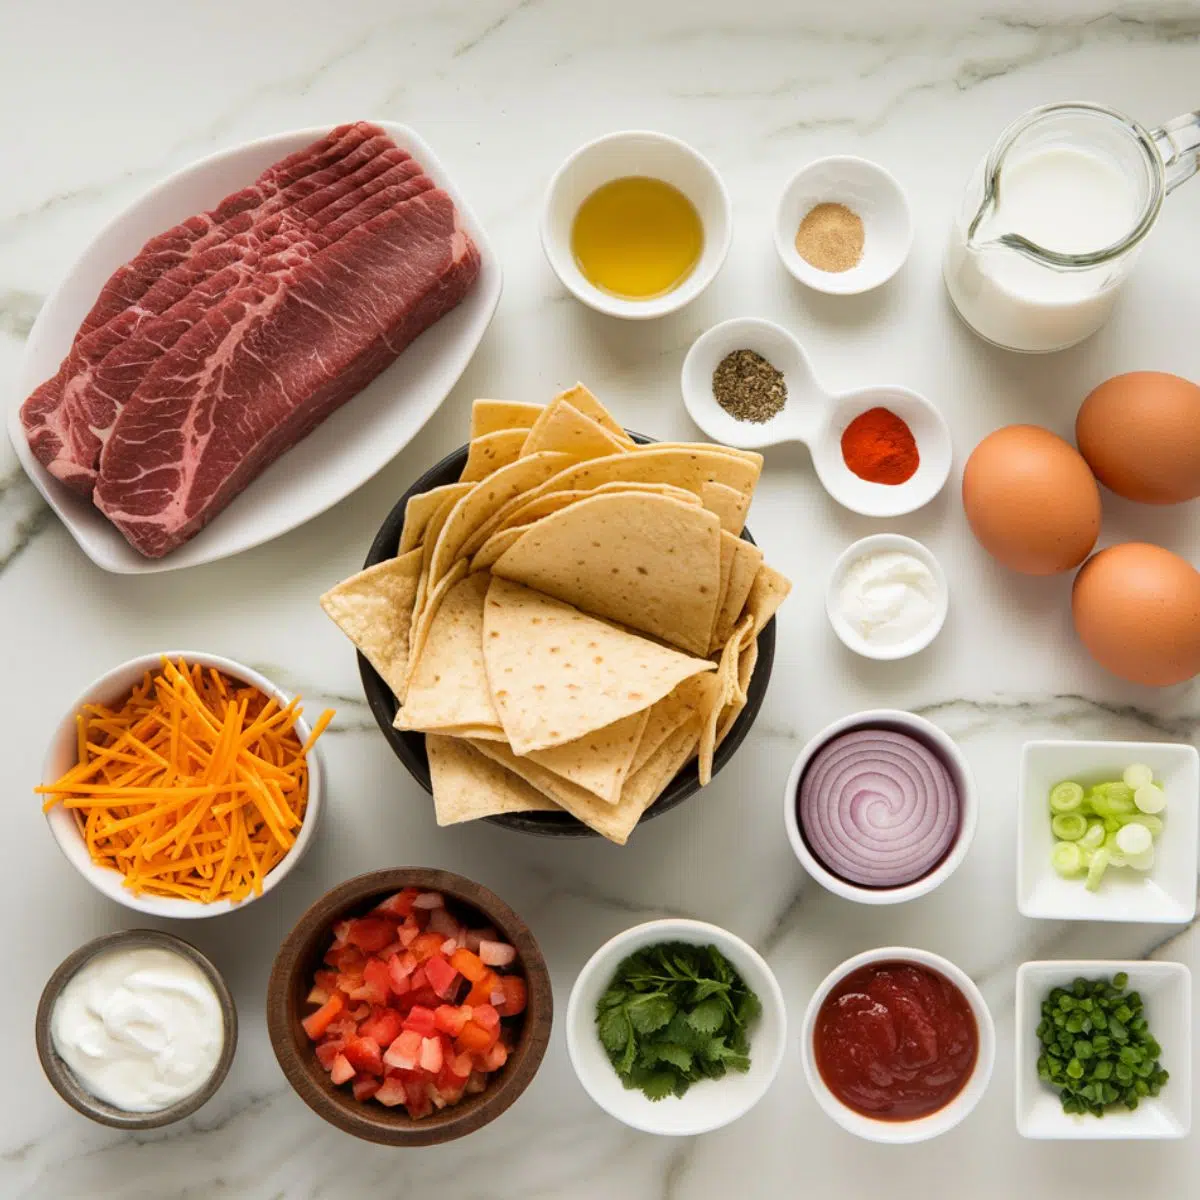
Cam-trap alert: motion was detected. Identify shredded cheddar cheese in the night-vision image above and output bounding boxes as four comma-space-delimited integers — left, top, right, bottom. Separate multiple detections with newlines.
38, 659, 335, 904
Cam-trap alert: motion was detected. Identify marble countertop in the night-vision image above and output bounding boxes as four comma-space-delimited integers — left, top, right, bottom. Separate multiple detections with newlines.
2, 1, 1199, 1196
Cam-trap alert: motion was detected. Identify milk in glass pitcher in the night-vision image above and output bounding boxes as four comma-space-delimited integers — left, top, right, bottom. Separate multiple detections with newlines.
944, 102, 1200, 353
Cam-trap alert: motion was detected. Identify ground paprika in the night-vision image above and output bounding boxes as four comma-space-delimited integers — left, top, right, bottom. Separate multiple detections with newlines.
840, 407, 919, 484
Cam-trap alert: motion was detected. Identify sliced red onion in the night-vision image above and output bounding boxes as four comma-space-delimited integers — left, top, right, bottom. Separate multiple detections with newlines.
798, 728, 960, 887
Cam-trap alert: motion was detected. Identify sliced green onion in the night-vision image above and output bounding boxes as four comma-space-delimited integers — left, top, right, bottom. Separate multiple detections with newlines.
1080, 820, 1106, 850
1052, 841, 1086, 877
1051, 812, 1088, 841
1115, 822, 1153, 856
1126, 847, 1155, 872
1120, 813, 1163, 837
1134, 783, 1166, 815
1085, 848, 1110, 892
1049, 781, 1086, 813
1123, 764, 1154, 790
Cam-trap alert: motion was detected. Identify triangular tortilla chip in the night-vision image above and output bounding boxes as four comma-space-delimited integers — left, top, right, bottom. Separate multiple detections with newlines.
428, 735, 560, 825
700, 480, 751, 535
521, 400, 629, 460
406, 559, 468, 697
629, 674, 721, 779
492, 493, 721, 657
402, 720, 507, 740
395, 572, 500, 731
460, 429, 527, 483
715, 637, 759, 749
712, 536, 764, 652
426, 451, 574, 595
471, 527, 528, 572
411, 488, 471, 650
620, 718, 703, 822
743, 563, 792, 640
524, 708, 649, 804
497, 481, 701, 536
398, 482, 473, 556
470, 399, 542, 440
320, 550, 422, 697
553, 384, 634, 446
481, 577, 714, 754
699, 614, 753, 785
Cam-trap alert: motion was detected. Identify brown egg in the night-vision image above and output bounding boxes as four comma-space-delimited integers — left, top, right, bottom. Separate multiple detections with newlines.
1076, 371, 1200, 504
1073, 543, 1200, 686
962, 425, 1101, 575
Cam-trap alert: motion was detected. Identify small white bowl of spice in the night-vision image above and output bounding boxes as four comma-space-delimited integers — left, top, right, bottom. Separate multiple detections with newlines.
775, 156, 912, 295
826, 533, 949, 661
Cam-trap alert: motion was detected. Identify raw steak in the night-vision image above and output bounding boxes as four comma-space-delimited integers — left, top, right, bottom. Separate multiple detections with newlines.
95, 189, 480, 557
21, 123, 390, 490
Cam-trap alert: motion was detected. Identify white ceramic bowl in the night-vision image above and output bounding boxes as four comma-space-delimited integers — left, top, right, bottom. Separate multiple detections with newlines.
565, 918, 786, 1135
801, 946, 995, 1142
775, 156, 912, 294
826, 533, 949, 661
41, 652, 324, 919
541, 130, 732, 319
783, 709, 977, 905
8, 122, 501, 575
1015, 960, 1191, 1139
1017, 741, 1198, 924
680, 317, 952, 517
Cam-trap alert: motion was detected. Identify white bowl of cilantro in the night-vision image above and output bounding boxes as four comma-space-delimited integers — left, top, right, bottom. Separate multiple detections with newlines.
565, 918, 787, 1135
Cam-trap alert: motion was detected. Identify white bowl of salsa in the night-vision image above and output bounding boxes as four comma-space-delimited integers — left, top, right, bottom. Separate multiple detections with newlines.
800, 946, 995, 1143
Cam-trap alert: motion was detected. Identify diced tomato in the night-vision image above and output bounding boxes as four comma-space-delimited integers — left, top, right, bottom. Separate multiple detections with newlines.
495, 975, 527, 1017
412, 892, 445, 910
301, 993, 344, 1040
472, 1003, 500, 1033
482, 1041, 508, 1072
358, 1006, 404, 1048
404, 1078, 433, 1119
314, 1040, 345, 1069
383, 1029, 422, 1071
466, 1070, 488, 1095
450, 948, 487, 983
434, 1005, 472, 1037
478, 940, 517, 968
424, 954, 460, 1000
342, 1036, 384, 1076
345, 917, 396, 953
363, 958, 392, 1001
465, 970, 499, 1007
404, 987, 441, 1012
326, 1016, 359, 1042
375, 1075, 407, 1107
347, 980, 385, 1006
331, 919, 353, 947
397, 916, 420, 947
456, 1020, 497, 1054
314, 969, 338, 992
419, 1036, 444, 1074
402, 1004, 437, 1038
352, 1074, 381, 1102
410, 966, 429, 993
329, 1053, 355, 1085
348, 1003, 371, 1022
306, 984, 330, 1007
411, 932, 446, 962
372, 887, 419, 919
324, 944, 365, 972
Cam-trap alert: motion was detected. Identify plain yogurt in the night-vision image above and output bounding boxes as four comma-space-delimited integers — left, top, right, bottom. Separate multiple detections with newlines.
51, 945, 224, 1113
836, 549, 940, 648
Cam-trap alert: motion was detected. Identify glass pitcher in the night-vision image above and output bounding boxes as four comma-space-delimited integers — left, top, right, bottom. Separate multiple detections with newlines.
944, 102, 1200, 353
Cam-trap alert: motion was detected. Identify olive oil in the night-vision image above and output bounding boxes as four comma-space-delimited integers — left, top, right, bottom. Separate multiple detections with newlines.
571, 176, 703, 300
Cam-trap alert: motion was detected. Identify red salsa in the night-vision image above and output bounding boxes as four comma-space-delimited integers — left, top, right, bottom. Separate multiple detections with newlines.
813, 961, 978, 1121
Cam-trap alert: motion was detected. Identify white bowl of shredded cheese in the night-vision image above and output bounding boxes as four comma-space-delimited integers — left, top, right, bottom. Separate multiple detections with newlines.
825, 534, 949, 661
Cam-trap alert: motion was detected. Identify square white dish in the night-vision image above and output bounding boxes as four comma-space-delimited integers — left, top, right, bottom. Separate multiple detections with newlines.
1017, 740, 1198, 923
1015, 960, 1191, 1139
6, 122, 501, 575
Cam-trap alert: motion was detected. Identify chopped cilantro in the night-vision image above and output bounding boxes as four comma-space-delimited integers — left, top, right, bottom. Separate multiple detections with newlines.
595, 941, 760, 1101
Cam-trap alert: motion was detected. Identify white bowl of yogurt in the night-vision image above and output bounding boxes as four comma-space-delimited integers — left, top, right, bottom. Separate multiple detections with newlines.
36, 929, 236, 1128
825, 533, 948, 661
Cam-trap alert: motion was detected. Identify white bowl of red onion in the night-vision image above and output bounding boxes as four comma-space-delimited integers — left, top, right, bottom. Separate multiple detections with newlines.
783, 709, 977, 904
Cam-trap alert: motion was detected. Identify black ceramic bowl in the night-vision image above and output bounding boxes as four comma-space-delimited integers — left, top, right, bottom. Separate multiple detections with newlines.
359, 437, 776, 837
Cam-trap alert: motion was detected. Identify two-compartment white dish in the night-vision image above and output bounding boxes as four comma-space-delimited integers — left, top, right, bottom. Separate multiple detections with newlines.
1017, 741, 1198, 924
1015, 960, 1191, 1140
680, 317, 951, 517
7, 122, 502, 574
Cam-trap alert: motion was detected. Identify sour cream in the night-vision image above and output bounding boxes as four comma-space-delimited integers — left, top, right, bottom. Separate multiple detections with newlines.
50, 946, 224, 1113
836, 549, 940, 647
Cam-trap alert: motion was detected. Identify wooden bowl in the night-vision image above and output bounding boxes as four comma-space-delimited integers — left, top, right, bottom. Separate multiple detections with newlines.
267, 868, 552, 1146
358, 437, 776, 837
36, 929, 237, 1129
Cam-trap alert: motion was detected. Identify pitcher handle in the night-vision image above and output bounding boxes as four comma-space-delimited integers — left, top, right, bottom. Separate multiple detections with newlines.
1152, 110, 1200, 194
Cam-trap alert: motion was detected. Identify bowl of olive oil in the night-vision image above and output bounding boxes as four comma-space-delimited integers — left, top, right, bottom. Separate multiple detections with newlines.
541, 130, 732, 319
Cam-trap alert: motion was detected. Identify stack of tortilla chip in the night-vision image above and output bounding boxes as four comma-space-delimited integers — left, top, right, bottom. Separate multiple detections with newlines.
321, 386, 790, 844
